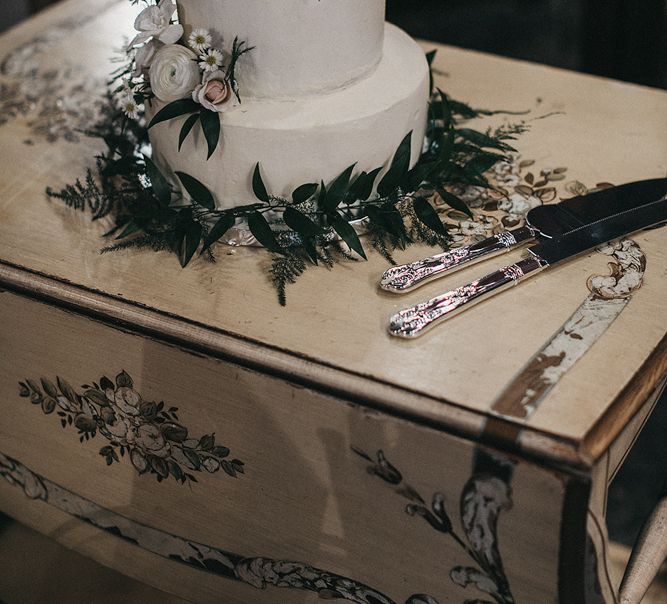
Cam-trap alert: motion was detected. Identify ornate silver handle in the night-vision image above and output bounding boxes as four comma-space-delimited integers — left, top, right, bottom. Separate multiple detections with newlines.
380, 226, 536, 293
388, 256, 548, 338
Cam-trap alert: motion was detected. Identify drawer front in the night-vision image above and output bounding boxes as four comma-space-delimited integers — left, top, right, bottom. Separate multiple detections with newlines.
0, 289, 572, 603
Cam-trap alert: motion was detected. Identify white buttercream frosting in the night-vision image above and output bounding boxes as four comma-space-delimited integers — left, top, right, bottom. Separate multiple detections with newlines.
149, 24, 430, 209
177, 0, 386, 98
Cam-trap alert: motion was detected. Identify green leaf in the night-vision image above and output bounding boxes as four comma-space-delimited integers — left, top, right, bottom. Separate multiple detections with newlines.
437, 187, 474, 219
248, 212, 280, 252
413, 197, 448, 236
437, 88, 453, 130
465, 152, 505, 176
347, 167, 382, 203
377, 131, 413, 197
324, 163, 356, 212
201, 213, 236, 253
84, 389, 111, 408
176, 220, 203, 267
178, 113, 200, 152
283, 206, 322, 238
147, 98, 199, 129
426, 49, 437, 95
331, 214, 366, 260
291, 183, 318, 205
115, 221, 142, 240
175, 171, 215, 209
457, 128, 516, 152
199, 108, 221, 160
143, 155, 171, 206
252, 163, 270, 202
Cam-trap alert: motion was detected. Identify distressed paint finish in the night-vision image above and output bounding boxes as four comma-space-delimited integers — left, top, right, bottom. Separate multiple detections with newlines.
492, 239, 646, 419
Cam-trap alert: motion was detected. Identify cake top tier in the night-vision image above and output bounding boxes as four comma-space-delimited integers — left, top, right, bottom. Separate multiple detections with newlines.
177, 0, 386, 98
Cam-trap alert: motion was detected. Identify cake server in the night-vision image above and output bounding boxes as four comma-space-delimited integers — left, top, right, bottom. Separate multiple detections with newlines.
388, 194, 667, 338
380, 178, 667, 293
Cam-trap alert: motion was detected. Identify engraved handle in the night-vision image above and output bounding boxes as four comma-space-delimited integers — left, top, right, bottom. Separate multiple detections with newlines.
388, 256, 548, 338
380, 226, 536, 293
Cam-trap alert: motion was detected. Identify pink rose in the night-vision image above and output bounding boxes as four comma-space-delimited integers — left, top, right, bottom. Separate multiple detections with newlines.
192, 70, 236, 113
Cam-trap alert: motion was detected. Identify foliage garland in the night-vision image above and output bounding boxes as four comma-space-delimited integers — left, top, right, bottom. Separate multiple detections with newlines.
47, 50, 528, 305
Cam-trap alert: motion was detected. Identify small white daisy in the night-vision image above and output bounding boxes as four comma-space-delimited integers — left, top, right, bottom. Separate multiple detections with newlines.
188, 28, 212, 53
119, 95, 143, 120
199, 48, 224, 72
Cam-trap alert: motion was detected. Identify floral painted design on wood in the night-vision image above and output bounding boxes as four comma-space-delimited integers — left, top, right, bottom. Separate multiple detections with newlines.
17, 371, 243, 485
352, 447, 515, 604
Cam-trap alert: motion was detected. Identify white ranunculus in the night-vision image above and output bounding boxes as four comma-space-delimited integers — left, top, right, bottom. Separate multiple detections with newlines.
149, 45, 200, 102
128, 0, 183, 49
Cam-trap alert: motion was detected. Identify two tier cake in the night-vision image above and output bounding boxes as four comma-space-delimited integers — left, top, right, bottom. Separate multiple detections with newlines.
145, 0, 430, 209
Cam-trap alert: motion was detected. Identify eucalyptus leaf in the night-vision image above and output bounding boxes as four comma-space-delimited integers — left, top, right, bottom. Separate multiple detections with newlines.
377, 131, 413, 197
252, 163, 270, 203
331, 214, 366, 260
291, 182, 318, 205
143, 155, 171, 206
248, 212, 280, 252
437, 188, 474, 219
175, 171, 215, 209
413, 197, 448, 236
148, 98, 199, 129
201, 213, 236, 253
178, 113, 200, 152
200, 108, 221, 160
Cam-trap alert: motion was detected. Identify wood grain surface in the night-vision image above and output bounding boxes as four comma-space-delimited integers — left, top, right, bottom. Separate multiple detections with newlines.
0, 0, 665, 461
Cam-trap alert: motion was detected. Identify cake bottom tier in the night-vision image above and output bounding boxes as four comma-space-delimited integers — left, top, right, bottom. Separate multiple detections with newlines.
149, 24, 430, 210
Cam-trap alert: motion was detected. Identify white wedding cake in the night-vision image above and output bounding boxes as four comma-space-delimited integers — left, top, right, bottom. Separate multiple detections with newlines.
147, 0, 430, 210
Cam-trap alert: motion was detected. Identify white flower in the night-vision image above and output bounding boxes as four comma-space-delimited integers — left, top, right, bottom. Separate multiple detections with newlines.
133, 39, 161, 77
199, 48, 224, 72
192, 70, 237, 113
120, 96, 143, 120
149, 44, 200, 102
188, 28, 212, 53
128, 0, 183, 49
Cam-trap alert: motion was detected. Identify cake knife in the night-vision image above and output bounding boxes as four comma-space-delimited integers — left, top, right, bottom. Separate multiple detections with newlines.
380, 178, 667, 293
388, 195, 667, 338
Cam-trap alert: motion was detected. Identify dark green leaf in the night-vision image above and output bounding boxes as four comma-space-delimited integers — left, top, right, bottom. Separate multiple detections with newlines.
201, 213, 236, 253
178, 113, 200, 152
317, 180, 327, 210
176, 220, 203, 267
378, 132, 413, 197
457, 128, 516, 152
183, 448, 201, 470
248, 212, 280, 252
437, 88, 453, 130
143, 155, 171, 206
199, 108, 221, 160
100, 377, 114, 391
291, 183, 318, 205
426, 49, 437, 95
84, 389, 111, 407
212, 446, 230, 458
437, 188, 474, 219
175, 171, 215, 209
324, 163, 356, 212
346, 167, 382, 203
366, 204, 408, 247
150, 456, 169, 479
252, 163, 270, 202
331, 215, 366, 260
148, 98, 199, 129
284, 207, 321, 238
465, 152, 505, 175
115, 221, 142, 240
413, 197, 448, 236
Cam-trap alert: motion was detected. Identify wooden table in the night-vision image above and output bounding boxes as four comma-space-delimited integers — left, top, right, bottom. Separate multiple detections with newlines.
0, 1, 666, 603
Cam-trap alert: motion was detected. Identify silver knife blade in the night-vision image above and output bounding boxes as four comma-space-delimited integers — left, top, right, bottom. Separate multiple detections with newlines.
388, 196, 667, 338
380, 177, 667, 293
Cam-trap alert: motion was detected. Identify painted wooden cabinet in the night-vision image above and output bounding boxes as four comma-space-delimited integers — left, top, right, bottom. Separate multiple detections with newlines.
1, 1, 666, 603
